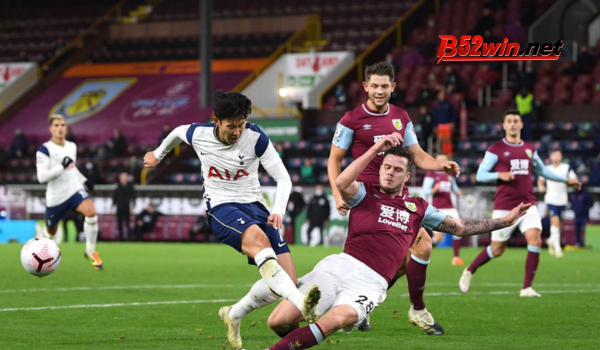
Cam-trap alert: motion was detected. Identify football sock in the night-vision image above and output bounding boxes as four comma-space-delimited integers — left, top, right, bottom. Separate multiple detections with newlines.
84, 216, 98, 256
230, 279, 280, 321
524, 245, 540, 289
550, 225, 560, 243
452, 236, 462, 257
255, 248, 305, 312
407, 254, 428, 311
274, 323, 300, 338
269, 323, 325, 350
467, 245, 494, 273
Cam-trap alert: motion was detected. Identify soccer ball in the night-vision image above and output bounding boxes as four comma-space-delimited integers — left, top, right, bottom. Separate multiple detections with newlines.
20, 237, 62, 277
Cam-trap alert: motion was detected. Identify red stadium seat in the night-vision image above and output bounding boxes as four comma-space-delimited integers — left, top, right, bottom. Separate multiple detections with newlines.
552, 85, 571, 104
572, 86, 591, 104
559, 74, 574, 87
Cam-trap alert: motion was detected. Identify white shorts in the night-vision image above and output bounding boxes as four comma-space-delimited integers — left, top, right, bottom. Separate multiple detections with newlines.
491, 206, 542, 242
298, 253, 387, 332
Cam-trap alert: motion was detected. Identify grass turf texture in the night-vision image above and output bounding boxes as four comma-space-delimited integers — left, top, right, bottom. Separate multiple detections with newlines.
1, 227, 599, 350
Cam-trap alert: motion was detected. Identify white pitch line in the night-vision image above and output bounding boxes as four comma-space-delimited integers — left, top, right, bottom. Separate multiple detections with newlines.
388, 289, 600, 297
425, 282, 600, 288
0, 298, 239, 312
0, 283, 251, 294
2, 282, 598, 294
2, 289, 600, 312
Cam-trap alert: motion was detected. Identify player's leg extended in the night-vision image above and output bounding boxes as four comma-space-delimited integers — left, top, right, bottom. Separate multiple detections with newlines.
240, 225, 319, 320
76, 198, 102, 271
268, 299, 305, 338
548, 214, 563, 258
267, 305, 356, 350
405, 228, 444, 335
461, 209, 516, 293
227, 252, 298, 332
521, 228, 542, 297
459, 240, 507, 293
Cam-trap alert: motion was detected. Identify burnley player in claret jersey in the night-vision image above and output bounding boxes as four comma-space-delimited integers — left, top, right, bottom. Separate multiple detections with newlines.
328, 61, 460, 334
264, 134, 530, 350
422, 153, 464, 265
459, 109, 581, 297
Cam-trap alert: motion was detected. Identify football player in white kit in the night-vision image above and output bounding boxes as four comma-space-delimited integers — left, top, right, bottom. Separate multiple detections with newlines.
144, 90, 320, 349
537, 149, 578, 258
36, 114, 103, 270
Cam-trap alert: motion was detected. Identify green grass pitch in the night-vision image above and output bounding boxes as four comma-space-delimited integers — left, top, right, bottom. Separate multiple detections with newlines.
1, 227, 599, 350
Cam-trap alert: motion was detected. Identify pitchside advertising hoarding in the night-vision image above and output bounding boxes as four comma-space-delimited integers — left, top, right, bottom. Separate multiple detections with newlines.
283, 51, 352, 102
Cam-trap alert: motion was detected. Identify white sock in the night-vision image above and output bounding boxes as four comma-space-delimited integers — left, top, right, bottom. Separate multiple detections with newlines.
84, 216, 98, 256
255, 248, 304, 312
229, 279, 280, 321
550, 226, 560, 243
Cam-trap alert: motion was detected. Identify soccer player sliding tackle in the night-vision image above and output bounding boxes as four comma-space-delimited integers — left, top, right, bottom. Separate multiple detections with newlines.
459, 109, 581, 297
264, 133, 530, 350
144, 91, 320, 349
328, 61, 460, 334
36, 114, 102, 270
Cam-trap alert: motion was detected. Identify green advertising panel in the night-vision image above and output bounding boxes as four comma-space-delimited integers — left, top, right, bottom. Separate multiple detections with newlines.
252, 118, 300, 142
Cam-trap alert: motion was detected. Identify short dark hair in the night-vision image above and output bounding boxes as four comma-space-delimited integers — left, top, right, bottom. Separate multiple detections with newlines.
384, 146, 414, 169
503, 108, 521, 121
364, 61, 395, 83
212, 90, 252, 121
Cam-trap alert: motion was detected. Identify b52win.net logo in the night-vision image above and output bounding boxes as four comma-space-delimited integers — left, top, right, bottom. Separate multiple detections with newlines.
437, 35, 563, 64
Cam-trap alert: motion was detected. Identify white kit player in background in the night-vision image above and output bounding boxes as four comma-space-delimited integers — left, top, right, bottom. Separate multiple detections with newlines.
36, 114, 103, 271
537, 149, 578, 258
143, 90, 320, 350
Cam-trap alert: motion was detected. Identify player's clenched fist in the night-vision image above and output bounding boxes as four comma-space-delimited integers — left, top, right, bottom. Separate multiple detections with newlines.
144, 151, 160, 168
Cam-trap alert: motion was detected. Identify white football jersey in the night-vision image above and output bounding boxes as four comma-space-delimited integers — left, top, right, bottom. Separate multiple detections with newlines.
36, 140, 86, 207
540, 163, 576, 206
154, 122, 289, 213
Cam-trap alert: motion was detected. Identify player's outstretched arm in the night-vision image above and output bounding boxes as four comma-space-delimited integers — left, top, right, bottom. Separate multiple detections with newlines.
336, 133, 402, 200
144, 125, 189, 168
433, 203, 531, 237
407, 143, 460, 177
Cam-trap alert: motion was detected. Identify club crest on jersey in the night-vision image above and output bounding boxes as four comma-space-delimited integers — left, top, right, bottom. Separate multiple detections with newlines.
392, 119, 403, 131
238, 154, 245, 165
405, 202, 417, 212
525, 149, 533, 158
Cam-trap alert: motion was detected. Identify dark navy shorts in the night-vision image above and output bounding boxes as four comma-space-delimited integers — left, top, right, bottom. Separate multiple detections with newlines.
46, 190, 91, 228
207, 201, 291, 265
547, 204, 566, 218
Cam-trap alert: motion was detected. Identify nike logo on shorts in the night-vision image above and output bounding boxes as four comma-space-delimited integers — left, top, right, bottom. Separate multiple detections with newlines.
278, 242, 287, 247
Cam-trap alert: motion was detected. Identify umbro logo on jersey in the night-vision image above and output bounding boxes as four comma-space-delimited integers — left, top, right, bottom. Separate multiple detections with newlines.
363, 124, 372, 130
504, 152, 510, 157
